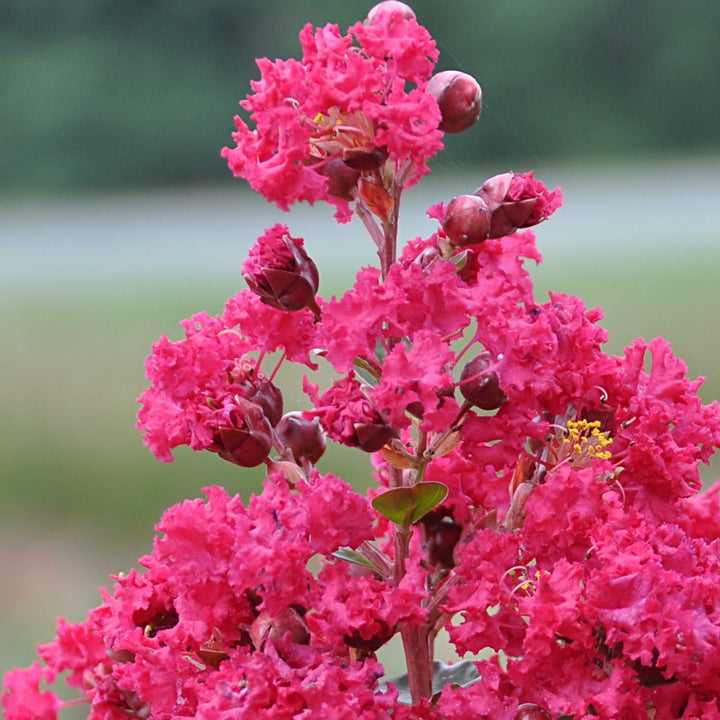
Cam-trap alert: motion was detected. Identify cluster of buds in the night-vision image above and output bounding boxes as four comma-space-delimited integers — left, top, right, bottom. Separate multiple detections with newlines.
442, 171, 562, 248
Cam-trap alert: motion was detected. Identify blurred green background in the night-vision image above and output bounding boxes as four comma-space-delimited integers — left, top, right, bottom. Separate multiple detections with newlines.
2, 0, 720, 681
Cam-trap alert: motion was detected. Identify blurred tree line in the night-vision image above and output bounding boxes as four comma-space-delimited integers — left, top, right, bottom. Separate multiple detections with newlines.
1, 0, 719, 195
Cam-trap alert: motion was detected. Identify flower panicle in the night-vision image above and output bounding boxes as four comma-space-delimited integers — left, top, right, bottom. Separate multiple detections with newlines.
6, 3, 720, 720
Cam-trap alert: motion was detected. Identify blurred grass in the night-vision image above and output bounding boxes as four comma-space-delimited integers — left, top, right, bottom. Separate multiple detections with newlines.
2, 235, 719, 678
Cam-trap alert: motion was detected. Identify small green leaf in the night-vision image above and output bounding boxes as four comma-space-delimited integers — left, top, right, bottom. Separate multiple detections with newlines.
353, 358, 379, 388
371, 482, 448, 527
408, 482, 448, 525
332, 546, 376, 570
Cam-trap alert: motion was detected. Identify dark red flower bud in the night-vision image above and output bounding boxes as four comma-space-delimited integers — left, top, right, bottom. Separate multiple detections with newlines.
243, 225, 319, 312
344, 620, 396, 652
514, 703, 552, 720
442, 194, 491, 247
365, 1, 416, 24
418, 508, 463, 569
353, 421, 396, 453
476, 171, 562, 238
241, 376, 284, 427
230, 358, 284, 426
427, 70, 482, 133
249, 607, 310, 651
275, 411, 327, 465
342, 145, 389, 172
459, 352, 507, 410
315, 157, 361, 201
212, 398, 273, 467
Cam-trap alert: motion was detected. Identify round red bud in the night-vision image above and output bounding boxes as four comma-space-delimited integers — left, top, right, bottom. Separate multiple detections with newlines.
249, 607, 310, 651
275, 411, 327, 465
427, 70, 482, 133
460, 352, 507, 410
365, 1, 416, 24
212, 399, 273, 467
442, 195, 490, 247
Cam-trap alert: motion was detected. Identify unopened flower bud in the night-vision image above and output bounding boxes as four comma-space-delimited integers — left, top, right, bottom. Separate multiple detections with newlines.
427, 70, 482, 133
476, 171, 562, 238
365, 1, 416, 25
243, 225, 320, 312
249, 607, 310, 651
419, 509, 463, 569
315, 157, 361, 201
241, 376, 284, 427
275, 411, 327, 465
514, 703, 552, 720
230, 359, 284, 426
442, 195, 490, 247
353, 421, 396, 453
459, 352, 507, 410
212, 398, 273, 467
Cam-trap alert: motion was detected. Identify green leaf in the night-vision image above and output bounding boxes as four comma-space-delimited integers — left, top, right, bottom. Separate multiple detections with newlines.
332, 546, 376, 570
371, 482, 448, 527
353, 357, 379, 387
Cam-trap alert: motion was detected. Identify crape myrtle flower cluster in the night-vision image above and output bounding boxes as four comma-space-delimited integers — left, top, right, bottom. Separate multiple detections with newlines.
5, 3, 720, 719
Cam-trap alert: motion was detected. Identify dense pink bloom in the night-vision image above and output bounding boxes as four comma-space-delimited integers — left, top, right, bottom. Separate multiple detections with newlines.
305, 375, 396, 452
137, 288, 318, 462
2, 663, 61, 720
7, 4, 720, 718
222, 10, 442, 219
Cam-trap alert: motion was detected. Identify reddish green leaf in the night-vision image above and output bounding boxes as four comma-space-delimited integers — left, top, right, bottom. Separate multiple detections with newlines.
371, 482, 448, 527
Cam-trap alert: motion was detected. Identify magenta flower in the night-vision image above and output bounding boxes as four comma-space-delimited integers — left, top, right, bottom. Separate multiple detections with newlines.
221, 7, 442, 220
305, 375, 396, 452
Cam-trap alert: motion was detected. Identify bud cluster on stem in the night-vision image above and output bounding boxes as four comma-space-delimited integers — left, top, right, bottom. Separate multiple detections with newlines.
4, 3, 720, 720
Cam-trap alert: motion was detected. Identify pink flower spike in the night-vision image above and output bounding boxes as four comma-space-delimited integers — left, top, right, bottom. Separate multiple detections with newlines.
222, 10, 443, 218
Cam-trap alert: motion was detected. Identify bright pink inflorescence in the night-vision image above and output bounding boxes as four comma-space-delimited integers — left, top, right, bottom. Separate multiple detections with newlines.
221, 2, 442, 222
5, 3, 720, 719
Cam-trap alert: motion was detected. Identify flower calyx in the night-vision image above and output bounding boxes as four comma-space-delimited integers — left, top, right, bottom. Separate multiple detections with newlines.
459, 351, 508, 411
243, 225, 320, 315
475, 171, 562, 238
210, 397, 274, 467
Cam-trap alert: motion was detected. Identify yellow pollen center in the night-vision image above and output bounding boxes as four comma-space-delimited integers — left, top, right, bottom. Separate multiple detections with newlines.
562, 418, 613, 464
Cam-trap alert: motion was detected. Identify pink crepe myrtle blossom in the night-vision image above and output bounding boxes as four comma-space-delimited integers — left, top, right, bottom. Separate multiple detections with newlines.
221, 6, 443, 221
6, 3, 720, 719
